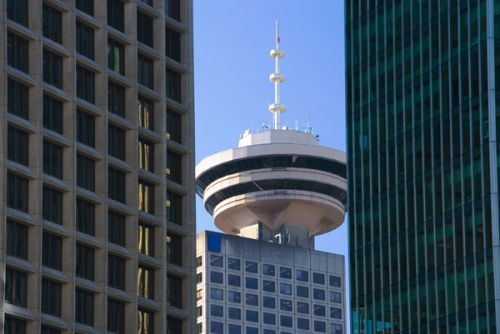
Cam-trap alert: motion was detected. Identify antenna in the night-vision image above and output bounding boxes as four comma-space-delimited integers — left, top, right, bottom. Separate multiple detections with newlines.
268, 21, 286, 130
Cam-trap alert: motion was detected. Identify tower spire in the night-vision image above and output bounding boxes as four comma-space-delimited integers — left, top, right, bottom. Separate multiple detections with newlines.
269, 21, 286, 130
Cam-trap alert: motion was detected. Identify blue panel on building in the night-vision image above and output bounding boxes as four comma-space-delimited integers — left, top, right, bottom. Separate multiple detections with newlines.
207, 234, 221, 252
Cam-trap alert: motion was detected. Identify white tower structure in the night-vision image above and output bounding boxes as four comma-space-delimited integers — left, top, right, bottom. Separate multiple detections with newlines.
269, 21, 286, 130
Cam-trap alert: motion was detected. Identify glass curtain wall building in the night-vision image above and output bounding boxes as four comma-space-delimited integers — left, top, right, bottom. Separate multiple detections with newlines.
346, 1, 499, 333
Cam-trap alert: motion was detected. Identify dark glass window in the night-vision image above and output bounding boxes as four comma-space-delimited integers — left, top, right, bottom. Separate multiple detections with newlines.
137, 11, 153, 47
167, 150, 182, 183
43, 186, 62, 224
314, 320, 326, 332
228, 257, 241, 271
76, 0, 94, 16
8, 125, 28, 166
108, 123, 126, 160
77, 65, 95, 103
43, 5, 62, 43
165, 27, 181, 62
5, 268, 27, 307
43, 49, 63, 88
228, 324, 241, 334
246, 293, 258, 306
228, 307, 241, 320
138, 180, 154, 214
166, 109, 181, 143
166, 191, 182, 224
246, 310, 258, 322
211, 304, 223, 317
210, 287, 223, 300
138, 309, 154, 334
139, 0, 153, 6
297, 318, 310, 330
245, 261, 258, 273
109, 211, 125, 246
5, 316, 26, 334
245, 277, 258, 290
210, 254, 223, 267
166, 317, 182, 334
138, 54, 154, 89
42, 232, 62, 270
296, 269, 309, 282
108, 254, 125, 289
280, 282, 292, 295
7, 32, 28, 73
263, 280, 275, 292
7, 173, 28, 212
313, 272, 325, 285
108, 299, 125, 333
330, 307, 342, 319
42, 279, 61, 316
280, 299, 292, 311
77, 154, 95, 191
7, 0, 28, 26
138, 265, 154, 299
109, 167, 126, 203
6, 220, 27, 259
165, 0, 180, 21
313, 288, 325, 301
108, 81, 126, 117
263, 312, 275, 325
314, 304, 326, 317
297, 285, 309, 298
228, 274, 240, 287
43, 95, 63, 133
329, 275, 341, 287
227, 290, 240, 303
263, 296, 275, 309
166, 68, 181, 102
77, 199, 95, 235
43, 140, 63, 178
331, 324, 342, 334
139, 138, 154, 172
138, 222, 154, 256
211, 322, 223, 334
76, 243, 95, 280
138, 96, 154, 130
166, 232, 182, 266
297, 301, 309, 314
77, 110, 95, 147
41, 326, 61, 334
76, 289, 94, 325
330, 291, 341, 303
262, 264, 275, 276
108, 38, 125, 75
107, 0, 124, 31
76, 21, 94, 60
210, 271, 223, 284
8, 79, 29, 119
280, 315, 293, 328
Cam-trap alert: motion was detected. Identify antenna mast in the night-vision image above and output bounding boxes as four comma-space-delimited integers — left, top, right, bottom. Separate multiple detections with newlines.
269, 21, 286, 130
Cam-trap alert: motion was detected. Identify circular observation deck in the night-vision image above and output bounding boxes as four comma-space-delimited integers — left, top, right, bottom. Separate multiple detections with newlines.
195, 130, 347, 237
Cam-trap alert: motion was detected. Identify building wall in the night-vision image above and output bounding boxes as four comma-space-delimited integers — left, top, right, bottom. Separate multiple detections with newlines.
0, 0, 196, 333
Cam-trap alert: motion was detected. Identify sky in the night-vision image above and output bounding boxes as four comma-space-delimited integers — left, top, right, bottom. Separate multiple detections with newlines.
193, 0, 348, 329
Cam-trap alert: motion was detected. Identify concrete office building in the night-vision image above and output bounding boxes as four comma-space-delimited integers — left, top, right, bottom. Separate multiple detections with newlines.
0, 0, 196, 333
195, 25, 348, 334
346, 1, 500, 333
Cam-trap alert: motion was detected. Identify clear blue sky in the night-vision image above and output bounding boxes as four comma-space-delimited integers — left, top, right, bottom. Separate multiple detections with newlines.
193, 0, 349, 329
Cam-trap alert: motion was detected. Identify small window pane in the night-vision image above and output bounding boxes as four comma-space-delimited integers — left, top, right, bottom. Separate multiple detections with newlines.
8, 126, 29, 166
43, 95, 63, 134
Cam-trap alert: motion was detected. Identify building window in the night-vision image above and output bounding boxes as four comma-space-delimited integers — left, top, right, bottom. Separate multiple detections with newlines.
210, 287, 223, 301
330, 307, 342, 319
314, 320, 326, 332
262, 264, 275, 276
167, 317, 182, 334
228, 307, 241, 321
280, 282, 292, 295
227, 290, 240, 303
108, 38, 125, 75
43, 49, 63, 88
77, 199, 95, 235
297, 285, 309, 298
43, 232, 62, 270
329, 275, 341, 287
280, 315, 293, 327
196, 256, 202, 267
138, 222, 154, 256
76, 243, 95, 281
245, 260, 258, 273
43, 5, 62, 43
247, 327, 258, 334
8, 125, 28, 166
5, 316, 26, 334
44, 95, 63, 133
245, 277, 258, 290
331, 323, 342, 334
41, 326, 61, 334
108, 255, 125, 290
42, 279, 61, 316
228, 274, 240, 287
108, 81, 126, 117
262, 280, 275, 292
165, 0, 180, 21
138, 54, 154, 89
7, 173, 28, 212
77, 110, 95, 147
330, 291, 341, 304
107, 0, 124, 32
263, 296, 275, 309
297, 301, 309, 314
76, 21, 94, 60
246, 293, 258, 306
109, 167, 126, 203
246, 310, 258, 323
297, 269, 309, 282
138, 309, 154, 334
108, 123, 126, 159
210, 254, 223, 267
197, 273, 202, 283
5, 268, 27, 307
263, 312, 275, 325
43, 140, 63, 178
210, 304, 223, 317
76, 289, 94, 326
166, 232, 182, 266
8, 79, 29, 119
166, 109, 181, 142
165, 27, 181, 62
228, 257, 240, 271
138, 96, 154, 130
166, 68, 181, 102
77, 154, 95, 191
297, 318, 310, 330
137, 11, 153, 47
137, 265, 154, 299
167, 274, 182, 308
77, 65, 95, 103
139, 138, 154, 172
280, 299, 292, 311
167, 150, 182, 183
313, 272, 325, 285
76, 0, 94, 16
7, 32, 28, 73
313, 288, 326, 301
108, 299, 125, 334
6, 220, 27, 259
43, 187, 63, 224
109, 210, 125, 246
138, 180, 154, 214
314, 304, 326, 317
210, 271, 223, 284
166, 191, 182, 224
7, 0, 28, 26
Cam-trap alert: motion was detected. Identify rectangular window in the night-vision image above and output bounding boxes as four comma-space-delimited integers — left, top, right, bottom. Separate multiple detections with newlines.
107, 0, 124, 32
228, 307, 241, 320
138, 265, 154, 299
76, 243, 95, 280
43, 5, 62, 43
262, 264, 275, 276
137, 11, 153, 47
77, 65, 95, 103
108, 124, 126, 160
42, 232, 62, 270
245, 260, 258, 273
5, 268, 27, 307
210, 287, 223, 301
7, 0, 28, 26
42, 279, 61, 316
228, 324, 241, 334
109, 167, 126, 203
76, 0, 94, 16
108, 255, 125, 290
76, 21, 94, 60
41, 326, 61, 334
166, 109, 181, 143
314, 304, 326, 317
165, 27, 181, 62
329, 275, 341, 287
280, 299, 292, 311
166, 68, 181, 102
210, 254, 223, 267
7, 173, 28, 212
8, 79, 29, 119
263, 280, 275, 292
211, 304, 223, 317
228, 274, 240, 287
7, 32, 28, 73
314, 320, 326, 332
138, 180, 154, 214
297, 301, 309, 314
43, 140, 63, 178
296, 269, 309, 282
43, 49, 63, 88
108, 81, 126, 117
263, 296, 275, 309
246, 293, 258, 306
297, 285, 309, 298
313, 288, 325, 300
77, 199, 95, 235
5, 316, 26, 334
211, 271, 223, 284
139, 138, 154, 172
8, 126, 28, 166
330, 291, 341, 303
43, 95, 63, 133
138, 96, 154, 130
331, 324, 342, 334
245, 277, 258, 290
77, 110, 95, 147
167, 150, 182, 183
165, 0, 180, 21
77, 154, 95, 191
227, 290, 240, 303
138, 54, 154, 89
108, 38, 125, 75
280, 282, 292, 295
330, 307, 342, 319
166, 191, 182, 224
138, 309, 154, 334
108, 211, 125, 246
313, 272, 325, 285
43, 187, 63, 224
6, 220, 27, 259
228, 258, 241, 271
138, 222, 154, 256
166, 232, 182, 266
76, 289, 94, 325
108, 299, 125, 333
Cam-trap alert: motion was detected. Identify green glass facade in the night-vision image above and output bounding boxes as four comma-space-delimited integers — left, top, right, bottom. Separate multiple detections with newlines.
346, 1, 500, 333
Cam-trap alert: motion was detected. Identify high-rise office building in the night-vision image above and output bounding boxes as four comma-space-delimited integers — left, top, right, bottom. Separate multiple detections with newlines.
0, 0, 196, 333
195, 24, 348, 334
346, 1, 498, 333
